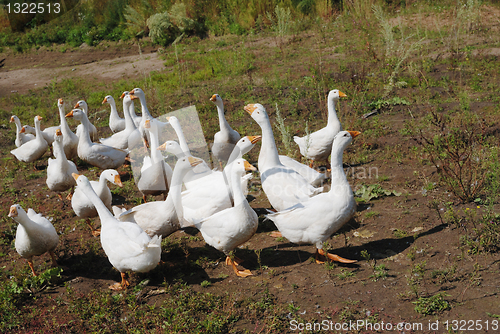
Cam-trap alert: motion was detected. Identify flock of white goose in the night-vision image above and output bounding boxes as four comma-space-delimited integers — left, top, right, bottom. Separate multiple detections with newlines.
7, 88, 360, 290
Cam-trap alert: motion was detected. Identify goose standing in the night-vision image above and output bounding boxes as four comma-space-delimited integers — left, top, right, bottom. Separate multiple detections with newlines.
99, 94, 138, 150
10, 115, 49, 166
8, 204, 59, 276
137, 118, 173, 202
245, 103, 322, 211
266, 131, 360, 264
10, 115, 34, 147
120, 91, 142, 127
56, 98, 79, 160
186, 159, 258, 277
294, 89, 347, 167
118, 156, 202, 237
103, 95, 125, 133
46, 129, 78, 200
210, 94, 241, 169
71, 169, 122, 236
66, 109, 128, 169
74, 100, 98, 141
72, 173, 161, 290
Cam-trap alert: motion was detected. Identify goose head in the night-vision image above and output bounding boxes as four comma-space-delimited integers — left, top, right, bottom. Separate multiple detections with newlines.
65, 108, 86, 122
328, 89, 347, 101
74, 100, 88, 113
57, 98, 64, 108
244, 103, 268, 125
210, 94, 223, 108
120, 91, 129, 99
232, 158, 257, 175
157, 140, 183, 156
54, 129, 63, 142
72, 173, 92, 189
235, 135, 261, 156
334, 130, 361, 151
10, 115, 18, 124
34, 115, 43, 126
20, 125, 28, 134
8, 204, 23, 218
101, 169, 123, 187
128, 88, 145, 101
102, 95, 115, 105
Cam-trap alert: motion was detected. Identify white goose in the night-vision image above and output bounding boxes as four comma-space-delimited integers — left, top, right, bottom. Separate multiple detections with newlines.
22, 123, 60, 147
56, 98, 79, 160
10, 115, 49, 165
120, 91, 142, 127
102, 95, 125, 133
266, 131, 360, 264
245, 103, 322, 211
71, 169, 122, 236
10, 115, 34, 147
210, 94, 241, 168
137, 118, 173, 202
46, 129, 78, 200
72, 173, 161, 290
66, 109, 128, 169
74, 100, 98, 141
8, 204, 59, 276
294, 89, 347, 167
118, 156, 202, 238
186, 159, 258, 277
99, 94, 137, 150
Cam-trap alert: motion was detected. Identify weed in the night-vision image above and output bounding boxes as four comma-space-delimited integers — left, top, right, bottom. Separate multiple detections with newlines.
364, 211, 380, 219
412, 292, 450, 315
370, 264, 388, 281
336, 268, 356, 280
200, 280, 212, 288
355, 184, 401, 202
393, 229, 408, 238
273, 102, 294, 156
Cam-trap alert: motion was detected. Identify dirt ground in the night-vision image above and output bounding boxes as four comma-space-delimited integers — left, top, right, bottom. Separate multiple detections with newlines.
1, 34, 499, 333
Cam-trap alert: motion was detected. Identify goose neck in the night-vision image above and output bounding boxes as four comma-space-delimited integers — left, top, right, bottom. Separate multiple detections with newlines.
53, 139, 67, 161
230, 169, 246, 207
216, 103, 232, 132
59, 105, 72, 134
328, 145, 350, 193
82, 182, 114, 221
77, 114, 93, 146
327, 97, 341, 129
259, 120, 281, 168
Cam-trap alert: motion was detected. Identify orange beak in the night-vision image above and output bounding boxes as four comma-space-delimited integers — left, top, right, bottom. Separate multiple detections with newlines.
347, 131, 361, 138
130, 95, 139, 101
339, 91, 347, 98
8, 206, 18, 217
55, 129, 62, 136
120, 92, 126, 99
244, 160, 257, 172
188, 156, 203, 167
144, 119, 150, 129
244, 104, 257, 115
114, 175, 123, 187
58, 98, 64, 104
102, 97, 108, 104
65, 110, 74, 118
210, 94, 217, 102
72, 173, 80, 181
20, 126, 26, 133
157, 142, 166, 151
248, 135, 262, 144
36, 115, 43, 121
9, 116, 14, 123
74, 102, 80, 108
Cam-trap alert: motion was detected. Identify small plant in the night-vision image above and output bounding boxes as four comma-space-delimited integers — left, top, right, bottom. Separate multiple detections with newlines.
200, 280, 211, 288
413, 292, 450, 315
370, 264, 388, 281
273, 103, 294, 156
393, 229, 408, 238
355, 184, 401, 202
367, 97, 411, 110
336, 268, 356, 280
364, 211, 380, 219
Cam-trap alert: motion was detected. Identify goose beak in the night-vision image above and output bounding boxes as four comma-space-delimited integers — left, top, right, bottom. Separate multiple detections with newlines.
8, 206, 18, 217
244, 160, 257, 172
144, 119, 150, 129
188, 156, 203, 167
339, 91, 347, 98
102, 97, 108, 104
120, 92, 126, 99
348, 131, 361, 138
210, 94, 217, 102
72, 173, 81, 181
129, 90, 135, 95
9, 116, 14, 123
65, 110, 74, 118
74, 102, 80, 108
244, 104, 257, 115
36, 115, 43, 121
248, 135, 262, 144
114, 175, 123, 187
157, 142, 166, 151
55, 129, 62, 136
58, 98, 64, 105
130, 95, 139, 101
20, 127, 26, 133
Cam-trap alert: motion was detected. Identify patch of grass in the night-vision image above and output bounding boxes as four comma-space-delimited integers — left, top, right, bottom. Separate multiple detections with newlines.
355, 184, 401, 202
336, 268, 356, 280
364, 211, 380, 219
412, 292, 450, 315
